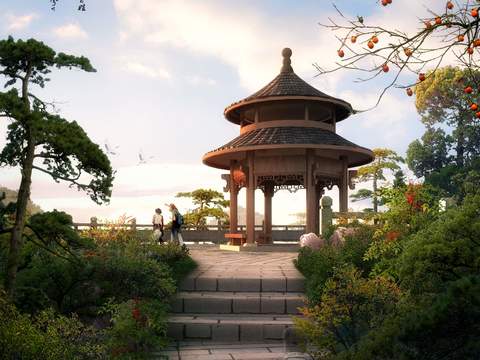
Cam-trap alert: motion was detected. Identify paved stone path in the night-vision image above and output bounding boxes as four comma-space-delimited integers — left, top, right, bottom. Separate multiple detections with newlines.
157, 246, 308, 359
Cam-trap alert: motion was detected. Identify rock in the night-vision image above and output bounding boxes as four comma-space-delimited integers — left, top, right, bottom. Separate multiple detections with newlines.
299, 233, 325, 250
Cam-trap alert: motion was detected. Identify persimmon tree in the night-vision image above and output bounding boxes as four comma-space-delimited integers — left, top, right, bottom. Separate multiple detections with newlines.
319, 1, 480, 110
0, 37, 113, 296
350, 148, 403, 213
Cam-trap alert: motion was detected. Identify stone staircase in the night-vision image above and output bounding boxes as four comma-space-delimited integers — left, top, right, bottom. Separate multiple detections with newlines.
162, 247, 307, 359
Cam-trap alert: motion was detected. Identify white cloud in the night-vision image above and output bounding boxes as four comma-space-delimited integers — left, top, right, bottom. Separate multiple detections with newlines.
52, 23, 88, 40
113, 0, 341, 92
122, 61, 171, 79
5, 13, 37, 31
186, 75, 216, 86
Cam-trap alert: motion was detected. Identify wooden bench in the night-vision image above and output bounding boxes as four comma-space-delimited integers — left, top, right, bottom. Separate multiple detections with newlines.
224, 233, 247, 246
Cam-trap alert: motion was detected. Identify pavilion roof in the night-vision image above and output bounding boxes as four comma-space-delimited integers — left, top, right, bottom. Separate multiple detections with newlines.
224, 48, 353, 123
211, 126, 368, 153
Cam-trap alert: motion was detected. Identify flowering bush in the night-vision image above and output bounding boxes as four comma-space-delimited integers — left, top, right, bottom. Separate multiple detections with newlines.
101, 298, 169, 358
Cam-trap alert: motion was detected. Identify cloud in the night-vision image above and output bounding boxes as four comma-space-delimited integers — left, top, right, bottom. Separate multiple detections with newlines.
186, 75, 216, 86
113, 0, 341, 92
52, 23, 88, 40
122, 61, 171, 79
5, 13, 37, 31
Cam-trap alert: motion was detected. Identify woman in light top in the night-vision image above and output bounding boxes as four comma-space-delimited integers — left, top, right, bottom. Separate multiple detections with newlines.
152, 208, 164, 243
168, 203, 184, 245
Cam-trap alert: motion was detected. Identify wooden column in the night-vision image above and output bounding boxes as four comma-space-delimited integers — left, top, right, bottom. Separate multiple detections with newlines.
306, 150, 317, 234
229, 163, 238, 233
264, 182, 274, 244
314, 184, 323, 235
339, 156, 349, 212
246, 152, 256, 244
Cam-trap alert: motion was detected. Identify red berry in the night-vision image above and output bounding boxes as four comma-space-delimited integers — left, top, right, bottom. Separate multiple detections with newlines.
468, 47, 474, 55
447, 1, 454, 10
418, 73, 426, 81
382, 64, 389, 72
382, 0, 388, 6
338, 49, 345, 57
471, 103, 478, 111
435, 17, 442, 25
472, 8, 479, 17
465, 86, 473, 94
476, 111, 480, 118
406, 88, 413, 96
368, 41, 374, 49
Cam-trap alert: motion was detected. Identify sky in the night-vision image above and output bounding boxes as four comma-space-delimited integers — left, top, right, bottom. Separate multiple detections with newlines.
0, 0, 440, 224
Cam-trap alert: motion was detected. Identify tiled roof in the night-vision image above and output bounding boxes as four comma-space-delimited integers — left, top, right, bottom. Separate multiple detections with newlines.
210, 127, 367, 152
243, 71, 333, 100
224, 48, 353, 122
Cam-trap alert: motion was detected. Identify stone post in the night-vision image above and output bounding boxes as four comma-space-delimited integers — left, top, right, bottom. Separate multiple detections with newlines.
320, 196, 333, 236
130, 218, 137, 231
90, 216, 98, 229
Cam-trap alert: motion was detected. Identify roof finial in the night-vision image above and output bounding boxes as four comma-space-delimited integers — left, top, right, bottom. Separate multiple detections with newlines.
281, 47, 293, 73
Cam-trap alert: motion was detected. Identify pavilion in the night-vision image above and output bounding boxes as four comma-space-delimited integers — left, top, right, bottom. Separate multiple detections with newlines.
203, 48, 374, 245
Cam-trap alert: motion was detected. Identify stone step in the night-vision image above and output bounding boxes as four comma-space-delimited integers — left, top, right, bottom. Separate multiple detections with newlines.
167, 314, 299, 342
155, 340, 311, 360
179, 276, 304, 293
171, 291, 305, 315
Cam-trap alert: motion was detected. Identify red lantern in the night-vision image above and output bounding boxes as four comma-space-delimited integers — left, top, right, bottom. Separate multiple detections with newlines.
233, 169, 246, 186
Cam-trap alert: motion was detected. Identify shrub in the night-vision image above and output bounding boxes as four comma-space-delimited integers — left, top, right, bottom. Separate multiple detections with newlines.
295, 245, 338, 304
295, 266, 400, 359
0, 289, 106, 359
295, 224, 375, 304
102, 298, 169, 358
92, 253, 176, 302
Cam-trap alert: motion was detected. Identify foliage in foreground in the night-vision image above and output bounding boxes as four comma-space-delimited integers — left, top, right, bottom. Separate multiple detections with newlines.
0, 289, 105, 359
0, 212, 196, 359
0, 36, 113, 296
295, 191, 480, 359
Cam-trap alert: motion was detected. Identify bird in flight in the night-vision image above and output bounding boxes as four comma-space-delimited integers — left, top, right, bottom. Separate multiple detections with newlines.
138, 149, 154, 165
104, 139, 119, 156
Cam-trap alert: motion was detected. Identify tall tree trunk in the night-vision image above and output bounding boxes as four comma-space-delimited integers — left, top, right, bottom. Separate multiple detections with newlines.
5, 136, 34, 296
5, 67, 33, 297
372, 175, 378, 213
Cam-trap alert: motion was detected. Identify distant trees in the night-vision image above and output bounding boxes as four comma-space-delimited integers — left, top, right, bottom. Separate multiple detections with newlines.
350, 148, 404, 213
176, 189, 229, 229
0, 37, 113, 295
407, 67, 480, 198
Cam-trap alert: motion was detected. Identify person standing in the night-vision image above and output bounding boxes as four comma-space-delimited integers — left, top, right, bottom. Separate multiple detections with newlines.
152, 208, 164, 243
169, 203, 184, 245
